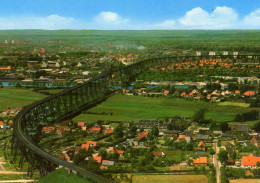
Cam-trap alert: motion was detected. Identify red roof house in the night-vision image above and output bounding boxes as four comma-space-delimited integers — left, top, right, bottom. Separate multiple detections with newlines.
241, 154, 260, 168
81, 141, 97, 150
244, 91, 255, 96
152, 151, 165, 157
104, 128, 113, 134
193, 157, 207, 164
250, 136, 259, 146
138, 130, 149, 138
93, 156, 102, 163
164, 90, 169, 95
77, 122, 85, 127
88, 127, 101, 133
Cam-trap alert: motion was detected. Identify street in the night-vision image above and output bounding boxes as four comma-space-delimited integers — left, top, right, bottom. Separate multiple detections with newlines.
213, 140, 221, 183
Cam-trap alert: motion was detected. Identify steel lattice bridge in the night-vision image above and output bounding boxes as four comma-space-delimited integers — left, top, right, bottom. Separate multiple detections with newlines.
11, 54, 259, 182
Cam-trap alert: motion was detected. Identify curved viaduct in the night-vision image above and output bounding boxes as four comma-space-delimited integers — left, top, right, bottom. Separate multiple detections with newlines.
12, 54, 259, 182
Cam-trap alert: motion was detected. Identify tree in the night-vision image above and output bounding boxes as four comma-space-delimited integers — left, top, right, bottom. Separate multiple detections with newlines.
113, 124, 124, 138
218, 149, 228, 164
129, 125, 137, 137
234, 114, 242, 122
220, 122, 229, 132
208, 147, 216, 155
192, 108, 207, 124
150, 126, 159, 137
82, 159, 101, 174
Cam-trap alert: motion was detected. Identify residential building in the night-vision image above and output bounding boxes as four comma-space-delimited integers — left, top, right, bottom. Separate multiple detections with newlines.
241, 154, 260, 168
193, 157, 207, 165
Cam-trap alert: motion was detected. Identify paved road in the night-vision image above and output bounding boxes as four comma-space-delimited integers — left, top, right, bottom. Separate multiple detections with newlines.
213, 141, 221, 183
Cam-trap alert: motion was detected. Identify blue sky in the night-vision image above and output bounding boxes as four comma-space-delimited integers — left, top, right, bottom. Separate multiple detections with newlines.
0, 0, 260, 29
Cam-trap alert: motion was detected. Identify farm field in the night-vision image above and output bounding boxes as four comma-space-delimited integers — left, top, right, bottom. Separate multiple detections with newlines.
0, 88, 47, 111
218, 102, 250, 107
230, 179, 260, 183
132, 174, 208, 183
74, 94, 260, 122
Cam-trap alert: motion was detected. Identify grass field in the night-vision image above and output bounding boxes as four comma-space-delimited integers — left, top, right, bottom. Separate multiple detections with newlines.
132, 174, 208, 183
230, 179, 260, 183
0, 87, 47, 111
74, 94, 260, 122
37, 168, 90, 183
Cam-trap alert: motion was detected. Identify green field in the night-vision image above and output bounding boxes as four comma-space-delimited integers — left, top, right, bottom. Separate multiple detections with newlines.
74, 94, 260, 122
37, 168, 90, 183
0, 88, 47, 111
132, 174, 208, 183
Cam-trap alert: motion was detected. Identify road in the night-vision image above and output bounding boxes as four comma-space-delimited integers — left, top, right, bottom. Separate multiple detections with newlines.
213, 140, 221, 183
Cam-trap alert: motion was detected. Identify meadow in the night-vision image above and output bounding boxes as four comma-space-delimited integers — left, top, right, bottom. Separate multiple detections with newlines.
74, 94, 260, 123
0, 88, 47, 111
37, 168, 90, 183
132, 174, 208, 183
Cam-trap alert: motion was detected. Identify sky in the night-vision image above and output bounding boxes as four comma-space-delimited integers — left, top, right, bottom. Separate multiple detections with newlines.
0, 0, 260, 30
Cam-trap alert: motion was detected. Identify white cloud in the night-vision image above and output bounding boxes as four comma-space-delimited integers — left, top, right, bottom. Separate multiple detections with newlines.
179, 6, 238, 29
155, 20, 175, 29
243, 9, 260, 27
95, 11, 129, 25
0, 15, 74, 30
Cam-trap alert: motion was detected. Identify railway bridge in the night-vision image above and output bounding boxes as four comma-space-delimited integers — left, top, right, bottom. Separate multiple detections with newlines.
11, 54, 259, 182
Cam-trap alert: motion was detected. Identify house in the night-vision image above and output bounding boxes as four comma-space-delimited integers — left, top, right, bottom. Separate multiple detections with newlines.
197, 134, 209, 140
196, 151, 207, 157
241, 154, 260, 168
244, 91, 255, 97
122, 139, 134, 148
57, 126, 70, 135
164, 130, 179, 137
102, 160, 115, 166
64, 153, 71, 162
0, 66, 11, 73
87, 127, 101, 133
164, 90, 169, 95
235, 90, 240, 95
104, 128, 113, 134
230, 124, 248, 133
193, 157, 207, 165
136, 120, 167, 131
250, 136, 259, 146
110, 148, 124, 157
152, 151, 165, 157
81, 141, 97, 150
93, 156, 102, 163
177, 134, 186, 141
198, 141, 206, 151
42, 126, 55, 133
207, 94, 211, 99
138, 130, 149, 138
181, 92, 187, 97
0, 121, 5, 129
77, 122, 85, 127
213, 131, 223, 135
